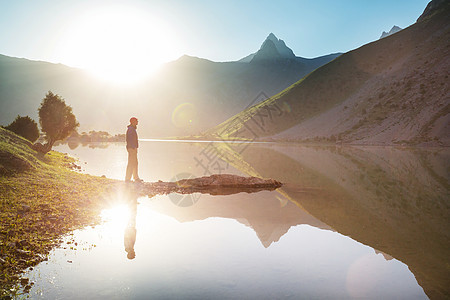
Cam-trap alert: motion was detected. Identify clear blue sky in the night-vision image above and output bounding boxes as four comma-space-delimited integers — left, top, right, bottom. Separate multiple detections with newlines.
0, 0, 430, 64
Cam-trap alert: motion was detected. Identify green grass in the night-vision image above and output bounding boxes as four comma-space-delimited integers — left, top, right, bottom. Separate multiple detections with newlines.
0, 127, 118, 297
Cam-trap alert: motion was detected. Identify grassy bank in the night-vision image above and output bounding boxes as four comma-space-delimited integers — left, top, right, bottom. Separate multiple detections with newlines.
0, 128, 118, 297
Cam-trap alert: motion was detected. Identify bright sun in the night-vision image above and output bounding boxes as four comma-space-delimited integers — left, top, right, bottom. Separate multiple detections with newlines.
57, 6, 180, 84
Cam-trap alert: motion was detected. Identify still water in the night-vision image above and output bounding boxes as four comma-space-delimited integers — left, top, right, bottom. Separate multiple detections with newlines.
26, 141, 449, 299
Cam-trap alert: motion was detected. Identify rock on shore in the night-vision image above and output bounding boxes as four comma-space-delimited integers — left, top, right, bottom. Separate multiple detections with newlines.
139, 174, 282, 196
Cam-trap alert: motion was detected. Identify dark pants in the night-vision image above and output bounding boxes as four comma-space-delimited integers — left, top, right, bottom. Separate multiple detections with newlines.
125, 148, 139, 181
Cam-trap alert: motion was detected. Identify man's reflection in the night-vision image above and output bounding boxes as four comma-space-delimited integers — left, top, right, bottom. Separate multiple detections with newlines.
124, 190, 138, 260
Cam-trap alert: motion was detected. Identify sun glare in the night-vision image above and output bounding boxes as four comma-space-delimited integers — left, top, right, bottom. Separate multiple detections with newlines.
57, 7, 181, 84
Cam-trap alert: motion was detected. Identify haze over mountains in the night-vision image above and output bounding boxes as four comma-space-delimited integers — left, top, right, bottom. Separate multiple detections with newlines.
1, 0, 448, 145
210, 0, 450, 146
0, 33, 339, 138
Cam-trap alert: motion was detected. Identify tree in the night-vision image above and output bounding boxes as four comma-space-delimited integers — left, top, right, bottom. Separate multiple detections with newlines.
33, 91, 79, 153
4, 115, 40, 142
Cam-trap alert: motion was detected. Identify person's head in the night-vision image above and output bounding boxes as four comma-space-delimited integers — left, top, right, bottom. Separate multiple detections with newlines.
130, 117, 138, 127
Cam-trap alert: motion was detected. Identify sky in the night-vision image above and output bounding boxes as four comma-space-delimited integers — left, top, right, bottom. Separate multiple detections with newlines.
0, 0, 430, 80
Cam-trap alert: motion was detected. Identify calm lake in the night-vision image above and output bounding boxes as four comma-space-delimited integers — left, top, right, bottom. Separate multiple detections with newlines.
25, 141, 449, 299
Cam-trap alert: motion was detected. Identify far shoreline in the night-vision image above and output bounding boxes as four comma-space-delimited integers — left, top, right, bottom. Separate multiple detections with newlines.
57, 137, 450, 149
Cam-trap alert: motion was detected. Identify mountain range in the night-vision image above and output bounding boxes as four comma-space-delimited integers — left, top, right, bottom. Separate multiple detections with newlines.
0, 34, 340, 138
209, 0, 450, 146
1, 0, 448, 145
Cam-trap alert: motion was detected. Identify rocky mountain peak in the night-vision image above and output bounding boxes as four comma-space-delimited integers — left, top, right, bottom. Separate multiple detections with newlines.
251, 33, 296, 62
258, 39, 282, 58
266, 32, 278, 43
380, 25, 403, 39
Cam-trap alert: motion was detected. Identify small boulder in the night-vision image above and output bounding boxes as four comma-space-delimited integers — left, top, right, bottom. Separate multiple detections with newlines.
21, 204, 31, 213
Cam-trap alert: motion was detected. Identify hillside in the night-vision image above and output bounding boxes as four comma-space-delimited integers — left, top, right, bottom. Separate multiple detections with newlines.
155, 49, 340, 133
208, 0, 450, 146
0, 127, 118, 295
0, 34, 339, 138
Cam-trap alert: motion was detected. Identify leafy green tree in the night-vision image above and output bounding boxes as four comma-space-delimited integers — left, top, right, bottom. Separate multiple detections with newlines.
4, 115, 40, 142
33, 91, 79, 153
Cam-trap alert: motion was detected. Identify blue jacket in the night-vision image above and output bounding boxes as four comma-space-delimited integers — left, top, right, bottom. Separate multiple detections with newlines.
126, 125, 138, 149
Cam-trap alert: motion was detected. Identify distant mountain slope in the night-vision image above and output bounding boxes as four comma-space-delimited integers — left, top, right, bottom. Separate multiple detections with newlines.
0, 34, 340, 138
0, 56, 83, 125
157, 48, 340, 133
208, 0, 450, 146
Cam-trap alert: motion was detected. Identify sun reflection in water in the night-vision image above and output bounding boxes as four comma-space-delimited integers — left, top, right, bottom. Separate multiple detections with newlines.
100, 204, 131, 231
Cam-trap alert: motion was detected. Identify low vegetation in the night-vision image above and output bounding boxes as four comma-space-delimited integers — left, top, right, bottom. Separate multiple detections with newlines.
2, 115, 39, 143
0, 127, 117, 297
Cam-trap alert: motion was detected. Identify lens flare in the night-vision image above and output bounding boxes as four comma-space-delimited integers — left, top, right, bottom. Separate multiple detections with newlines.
171, 103, 197, 128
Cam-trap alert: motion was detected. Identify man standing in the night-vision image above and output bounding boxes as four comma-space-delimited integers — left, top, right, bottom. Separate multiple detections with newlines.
125, 117, 142, 182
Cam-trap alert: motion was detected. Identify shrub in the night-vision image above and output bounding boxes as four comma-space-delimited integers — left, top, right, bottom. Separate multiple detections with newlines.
4, 115, 40, 142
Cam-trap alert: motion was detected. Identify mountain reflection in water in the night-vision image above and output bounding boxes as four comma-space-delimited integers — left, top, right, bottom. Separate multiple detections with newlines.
45, 142, 448, 299
228, 144, 450, 299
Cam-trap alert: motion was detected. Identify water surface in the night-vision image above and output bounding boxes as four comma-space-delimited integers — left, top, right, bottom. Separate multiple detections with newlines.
25, 141, 449, 299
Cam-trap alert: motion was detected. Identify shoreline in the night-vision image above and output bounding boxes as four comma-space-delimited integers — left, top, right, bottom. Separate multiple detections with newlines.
1, 128, 121, 297
1, 127, 282, 297
57, 138, 450, 148
0, 155, 119, 297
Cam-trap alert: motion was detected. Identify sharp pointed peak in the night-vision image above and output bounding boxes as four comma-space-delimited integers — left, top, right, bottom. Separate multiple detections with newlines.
240, 33, 297, 63
253, 32, 296, 60
267, 32, 278, 40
